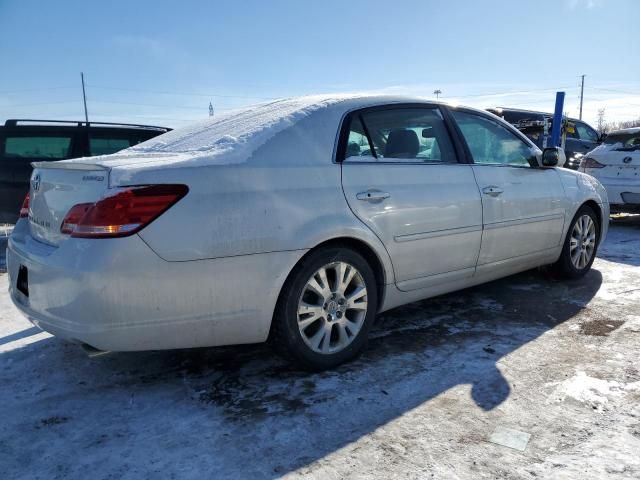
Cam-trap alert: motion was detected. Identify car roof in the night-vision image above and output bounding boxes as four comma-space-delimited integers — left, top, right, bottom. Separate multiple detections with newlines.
490, 107, 584, 124
3, 119, 170, 131
57, 94, 530, 182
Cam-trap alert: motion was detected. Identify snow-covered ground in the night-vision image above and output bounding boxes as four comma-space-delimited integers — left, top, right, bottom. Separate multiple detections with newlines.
1, 216, 639, 479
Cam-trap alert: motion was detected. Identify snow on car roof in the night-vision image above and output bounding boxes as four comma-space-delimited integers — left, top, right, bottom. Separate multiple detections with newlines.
58, 94, 432, 175
608, 126, 640, 135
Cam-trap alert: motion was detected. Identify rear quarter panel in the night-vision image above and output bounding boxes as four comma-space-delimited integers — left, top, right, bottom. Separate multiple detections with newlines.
124, 114, 396, 284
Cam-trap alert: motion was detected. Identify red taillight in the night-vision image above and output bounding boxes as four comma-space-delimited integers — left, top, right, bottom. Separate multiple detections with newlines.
19, 193, 30, 218
60, 203, 93, 234
582, 157, 605, 169
61, 185, 188, 238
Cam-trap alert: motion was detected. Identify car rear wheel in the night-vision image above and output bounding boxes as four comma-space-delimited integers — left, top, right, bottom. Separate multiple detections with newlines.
553, 205, 600, 279
271, 246, 378, 370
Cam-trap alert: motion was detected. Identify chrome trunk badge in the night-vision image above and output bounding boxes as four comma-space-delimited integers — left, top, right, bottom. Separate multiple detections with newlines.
31, 174, 41, 192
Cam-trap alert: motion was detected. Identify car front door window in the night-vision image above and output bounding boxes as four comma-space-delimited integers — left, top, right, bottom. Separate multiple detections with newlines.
451, 110, 536, 167
576, 123, 599, 143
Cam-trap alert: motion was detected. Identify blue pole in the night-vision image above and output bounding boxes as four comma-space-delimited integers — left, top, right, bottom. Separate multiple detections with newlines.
550, 92, 565, 147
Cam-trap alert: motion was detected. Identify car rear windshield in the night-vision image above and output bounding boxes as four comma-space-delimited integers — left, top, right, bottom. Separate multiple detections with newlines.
3, 135, 73, 159
501, 111, 545, 124
604, 132, 640, 149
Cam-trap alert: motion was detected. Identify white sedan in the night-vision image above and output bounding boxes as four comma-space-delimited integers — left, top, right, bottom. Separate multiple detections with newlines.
579, 127, 640, 213
7, 95, 609, 369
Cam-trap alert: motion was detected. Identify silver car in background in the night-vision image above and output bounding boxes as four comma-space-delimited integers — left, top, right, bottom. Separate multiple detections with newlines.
7, 95, 609, 369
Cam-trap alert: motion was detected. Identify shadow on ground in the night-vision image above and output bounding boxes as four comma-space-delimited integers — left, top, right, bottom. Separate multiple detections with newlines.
0, 266, 604, 478
0, 270, 602, 478
599, 214, 640, 267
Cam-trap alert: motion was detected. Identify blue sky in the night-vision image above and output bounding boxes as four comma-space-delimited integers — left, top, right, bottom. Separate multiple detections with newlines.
0, 0, 638, 127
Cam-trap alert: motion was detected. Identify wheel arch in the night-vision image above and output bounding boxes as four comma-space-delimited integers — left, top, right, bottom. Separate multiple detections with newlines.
581, 199, 602, 230
268, 235, 391, 342
304, 237, 388, 308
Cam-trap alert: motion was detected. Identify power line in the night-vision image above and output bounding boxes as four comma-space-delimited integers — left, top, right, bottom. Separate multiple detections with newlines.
0, 86, 75, 95
0, 100, 79, 108
450, 85, 575, 99
86, 84, 280, 100
590, 86, 639, 96
89, 99, 223, 110
1, 98, 238, 112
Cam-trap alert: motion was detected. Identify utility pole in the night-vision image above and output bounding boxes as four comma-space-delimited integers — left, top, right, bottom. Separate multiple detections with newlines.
433, 89, 442, 100
579, 74, 585, 120
81, 72, 89, 123
209, 101, 214, 117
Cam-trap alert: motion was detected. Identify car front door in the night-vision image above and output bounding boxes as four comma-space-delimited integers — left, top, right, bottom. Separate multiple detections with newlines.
575, 121, 600, 153
450, 109, 566, 270
340, 105, 483, 292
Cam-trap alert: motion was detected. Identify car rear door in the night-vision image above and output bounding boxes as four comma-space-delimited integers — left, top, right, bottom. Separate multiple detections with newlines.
450, 109, 566, 269
340, 105, 483, 292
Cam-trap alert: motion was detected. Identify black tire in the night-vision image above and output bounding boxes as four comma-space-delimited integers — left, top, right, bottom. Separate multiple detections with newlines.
553, 205, 600, 279
270, 246, 378, 371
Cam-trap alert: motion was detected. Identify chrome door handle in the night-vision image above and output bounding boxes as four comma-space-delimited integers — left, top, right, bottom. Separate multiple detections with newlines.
356, 190, 390, 202
482, 186, 504, 197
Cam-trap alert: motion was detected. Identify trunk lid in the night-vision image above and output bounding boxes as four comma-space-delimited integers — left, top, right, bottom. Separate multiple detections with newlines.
28, 162, 109, 246
588, 146, 640, 180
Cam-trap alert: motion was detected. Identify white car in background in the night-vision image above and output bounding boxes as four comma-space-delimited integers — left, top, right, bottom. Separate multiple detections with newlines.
7, 95, 609, 370
579, 127, 640, 213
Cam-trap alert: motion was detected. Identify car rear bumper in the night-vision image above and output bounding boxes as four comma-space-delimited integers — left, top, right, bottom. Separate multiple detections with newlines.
601, 182, 640, 210
7, 220, 305, 351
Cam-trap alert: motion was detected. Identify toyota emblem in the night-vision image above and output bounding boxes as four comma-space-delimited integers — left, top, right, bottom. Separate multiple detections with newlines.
31, 174, 41, 192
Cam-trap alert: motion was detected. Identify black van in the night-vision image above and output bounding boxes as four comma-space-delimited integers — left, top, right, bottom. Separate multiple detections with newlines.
487, 108, 602, 170
0, 119, 170, 223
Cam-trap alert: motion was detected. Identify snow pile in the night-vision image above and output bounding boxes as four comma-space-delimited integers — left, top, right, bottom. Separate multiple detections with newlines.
62, 94, 361, 173
552, 371, 640, 405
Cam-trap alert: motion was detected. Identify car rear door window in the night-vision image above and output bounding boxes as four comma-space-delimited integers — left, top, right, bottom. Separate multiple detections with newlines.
344, 116, 373, 158
4, 135, 73, 159
451, 110, 535, 167
344, 107, 457, 163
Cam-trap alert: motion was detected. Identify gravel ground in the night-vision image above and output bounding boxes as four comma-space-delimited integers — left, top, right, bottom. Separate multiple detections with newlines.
0, 216, 639, 479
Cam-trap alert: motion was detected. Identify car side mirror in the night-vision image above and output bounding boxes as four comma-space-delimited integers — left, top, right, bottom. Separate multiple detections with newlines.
598, 133, 607, 143
541, 147, 566, 167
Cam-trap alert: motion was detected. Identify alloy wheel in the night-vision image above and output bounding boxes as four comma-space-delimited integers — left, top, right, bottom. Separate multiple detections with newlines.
570, 214, 596, 269
297, 261, 368, 354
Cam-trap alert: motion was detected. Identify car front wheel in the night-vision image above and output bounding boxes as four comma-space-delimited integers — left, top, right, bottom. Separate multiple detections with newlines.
271, 246, 378, 370
554, 205, 600, 278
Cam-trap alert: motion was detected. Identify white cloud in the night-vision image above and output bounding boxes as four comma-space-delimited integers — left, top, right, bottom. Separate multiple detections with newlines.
565, 0, 603, 10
